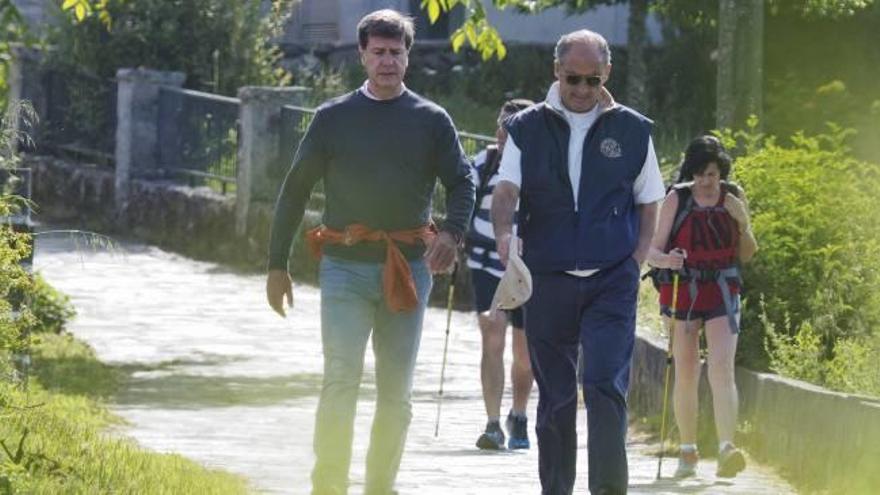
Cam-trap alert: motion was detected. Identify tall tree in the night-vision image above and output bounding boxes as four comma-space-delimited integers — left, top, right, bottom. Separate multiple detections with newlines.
625, 0, 648, 110
716, 0, 764, 130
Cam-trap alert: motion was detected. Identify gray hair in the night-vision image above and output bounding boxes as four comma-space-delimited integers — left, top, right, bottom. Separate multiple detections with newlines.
554, 30, 611, 65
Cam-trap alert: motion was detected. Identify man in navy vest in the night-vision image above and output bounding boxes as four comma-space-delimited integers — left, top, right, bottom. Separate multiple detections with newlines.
491, 30, 664, 494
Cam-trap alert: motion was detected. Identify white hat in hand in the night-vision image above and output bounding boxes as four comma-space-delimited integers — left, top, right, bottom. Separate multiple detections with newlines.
491, 236, 532, 310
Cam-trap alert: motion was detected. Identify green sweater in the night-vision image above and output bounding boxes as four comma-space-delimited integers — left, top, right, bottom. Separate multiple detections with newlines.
268, 89, 476, 270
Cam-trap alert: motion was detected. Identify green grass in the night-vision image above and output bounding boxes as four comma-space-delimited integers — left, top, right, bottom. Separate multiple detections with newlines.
29, 333, 120, 398
637, 276, 665, 338
0, 334, 250, 494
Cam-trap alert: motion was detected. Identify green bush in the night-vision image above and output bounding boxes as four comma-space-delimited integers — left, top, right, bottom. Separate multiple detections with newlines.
762, 301, 880, 396
824, 334, 880, 395
27, 275, 75, 335
0, 223, 36, 359
760, 299, 825, 384
2, 102, 74, 336
1, 103, 41, 364
717, 120, 880, 395
46, 0, 292, 95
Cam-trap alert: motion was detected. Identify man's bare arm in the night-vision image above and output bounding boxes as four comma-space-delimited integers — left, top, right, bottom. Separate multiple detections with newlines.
634, 201, 659, 265
491, 181, 520, 266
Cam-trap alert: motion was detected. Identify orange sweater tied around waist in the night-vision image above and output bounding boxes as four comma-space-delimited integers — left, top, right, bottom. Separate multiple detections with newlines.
306, 224, 437, 312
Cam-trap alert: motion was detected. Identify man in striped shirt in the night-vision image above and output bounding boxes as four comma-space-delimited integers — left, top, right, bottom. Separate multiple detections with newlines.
466, 99, 535, 451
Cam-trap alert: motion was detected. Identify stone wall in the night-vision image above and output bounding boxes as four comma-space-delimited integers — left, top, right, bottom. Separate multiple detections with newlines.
28, 156, 116, 228
25, 154, 283, 270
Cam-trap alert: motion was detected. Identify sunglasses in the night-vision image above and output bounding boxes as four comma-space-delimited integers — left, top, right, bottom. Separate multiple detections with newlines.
564, 74, 603, 87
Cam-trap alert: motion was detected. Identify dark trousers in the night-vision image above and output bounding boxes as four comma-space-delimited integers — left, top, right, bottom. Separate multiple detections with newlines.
524, 258, 640, 495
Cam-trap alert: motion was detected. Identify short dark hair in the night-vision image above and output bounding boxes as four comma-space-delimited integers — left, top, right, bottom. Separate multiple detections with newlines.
501, 98, 534, 115
677, 135, 732, 182
357, 9, 415, 50
498, 98, 534, 125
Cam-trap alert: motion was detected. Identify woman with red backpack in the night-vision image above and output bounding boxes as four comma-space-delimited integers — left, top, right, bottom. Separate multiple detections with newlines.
647, 135, 758, 479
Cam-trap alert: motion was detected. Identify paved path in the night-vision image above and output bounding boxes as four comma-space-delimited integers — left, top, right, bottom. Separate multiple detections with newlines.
35, 230, 797, 494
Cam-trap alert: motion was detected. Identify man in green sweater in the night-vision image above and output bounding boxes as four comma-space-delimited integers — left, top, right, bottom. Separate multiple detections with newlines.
266, 9, 475, 495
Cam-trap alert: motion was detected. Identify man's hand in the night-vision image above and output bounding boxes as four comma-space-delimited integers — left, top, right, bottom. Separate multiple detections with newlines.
495, 231, 523, 267
266, 269, 294, 317
723, 192, 751, 229
424, 231, 458, 273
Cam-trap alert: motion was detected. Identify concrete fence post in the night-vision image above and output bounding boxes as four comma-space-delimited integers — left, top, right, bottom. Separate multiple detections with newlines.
114, 68, 185, 226
235, 86, 310, 238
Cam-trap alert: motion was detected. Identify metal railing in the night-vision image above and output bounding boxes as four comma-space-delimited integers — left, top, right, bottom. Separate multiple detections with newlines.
157, 87, 240, 194
458, 131, 496, 158
278, 104, 315, 175
41, 70, 117, 166
279, 105, 323, 209
434, 131, 496, 216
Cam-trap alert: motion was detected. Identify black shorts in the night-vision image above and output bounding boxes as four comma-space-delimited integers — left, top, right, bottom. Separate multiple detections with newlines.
660, 295, 741, 331
470, 268, 524, 329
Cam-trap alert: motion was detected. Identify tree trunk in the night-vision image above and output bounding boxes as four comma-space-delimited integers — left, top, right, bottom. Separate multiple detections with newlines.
717, 0, 764, 130
626, 0, 648, 111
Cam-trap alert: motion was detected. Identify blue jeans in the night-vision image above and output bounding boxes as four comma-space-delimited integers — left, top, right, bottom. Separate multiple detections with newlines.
311, 255, 432, 495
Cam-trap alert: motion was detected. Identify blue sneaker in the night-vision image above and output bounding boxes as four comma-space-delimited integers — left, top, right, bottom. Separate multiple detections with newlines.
506, 412, 530, 450
476, 421, 505, 450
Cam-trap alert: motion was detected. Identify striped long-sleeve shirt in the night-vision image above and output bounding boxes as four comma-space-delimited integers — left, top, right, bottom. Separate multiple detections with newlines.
465, 146, 516, 279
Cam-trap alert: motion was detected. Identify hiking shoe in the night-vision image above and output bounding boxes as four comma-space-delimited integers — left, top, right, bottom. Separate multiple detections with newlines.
673, 449, 699, 479
505, 412, 530, 450
476, 421, 505, 450
716, 445, 746, 478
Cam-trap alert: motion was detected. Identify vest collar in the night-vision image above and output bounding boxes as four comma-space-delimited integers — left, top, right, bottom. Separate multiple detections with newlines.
544, 81, 617, 121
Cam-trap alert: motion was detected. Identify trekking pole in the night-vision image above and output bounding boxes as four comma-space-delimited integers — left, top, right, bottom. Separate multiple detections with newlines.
657, 272, 680, 479
434, 261, 459, 438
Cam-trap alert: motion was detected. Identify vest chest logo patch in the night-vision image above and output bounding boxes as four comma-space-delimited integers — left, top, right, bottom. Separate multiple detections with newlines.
600, 138, 622, 158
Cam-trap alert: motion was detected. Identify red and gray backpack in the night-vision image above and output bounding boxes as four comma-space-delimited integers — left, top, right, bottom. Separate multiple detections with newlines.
644, 181, 745, 331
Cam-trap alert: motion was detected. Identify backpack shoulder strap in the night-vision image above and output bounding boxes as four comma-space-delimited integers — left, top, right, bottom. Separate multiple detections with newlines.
722, 180, 743, 198
669, 185, 693, 246
478, 146, 500, 191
